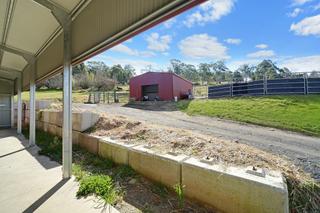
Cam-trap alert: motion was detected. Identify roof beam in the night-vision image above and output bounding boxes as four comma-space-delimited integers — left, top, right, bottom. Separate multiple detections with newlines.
0, 65, 22, 74
0, 44, 35, 63
0, 76, 15, 82
33, 0, 70, 27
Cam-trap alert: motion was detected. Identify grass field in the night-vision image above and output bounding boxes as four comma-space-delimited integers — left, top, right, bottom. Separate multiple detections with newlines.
177, 95, 320, 136
19, 86, 129, 103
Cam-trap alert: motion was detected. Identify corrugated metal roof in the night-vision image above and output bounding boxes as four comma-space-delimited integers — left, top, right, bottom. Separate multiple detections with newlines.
0, 0, 206, 93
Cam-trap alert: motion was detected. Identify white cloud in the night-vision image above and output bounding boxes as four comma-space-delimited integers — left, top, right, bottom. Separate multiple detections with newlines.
146, 33, 172, 52
184, 0, 235, 27
247, 50, 275, 58
280, 55, 320, 72
287, 8, 303, 17
291, 0, 313, 6
179, 34, 229, 60
290, 15, 320, 36
110, 44, 138, 56
110, 44, 156, 57
163, 18, 176, 29
255, 44, 268, 49
225, 38, 241, 45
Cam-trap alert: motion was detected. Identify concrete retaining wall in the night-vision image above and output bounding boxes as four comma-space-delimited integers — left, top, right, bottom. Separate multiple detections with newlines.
128, 145, 188, 187
99, 137, 136, 165
34, 110, 289, 213
182, 158, 289, 213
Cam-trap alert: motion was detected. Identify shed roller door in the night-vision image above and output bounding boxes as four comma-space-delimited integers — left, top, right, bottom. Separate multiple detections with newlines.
142, 84, 159, 101
0, 95, 11, 128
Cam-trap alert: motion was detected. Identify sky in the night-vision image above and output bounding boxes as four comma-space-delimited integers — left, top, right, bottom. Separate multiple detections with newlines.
87, 0, 320, 74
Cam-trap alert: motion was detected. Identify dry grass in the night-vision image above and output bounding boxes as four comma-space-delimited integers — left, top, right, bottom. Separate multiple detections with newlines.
89, 113, 320, 212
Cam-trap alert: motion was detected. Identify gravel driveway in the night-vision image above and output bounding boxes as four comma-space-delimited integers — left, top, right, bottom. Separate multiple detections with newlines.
76, 102, 320, 181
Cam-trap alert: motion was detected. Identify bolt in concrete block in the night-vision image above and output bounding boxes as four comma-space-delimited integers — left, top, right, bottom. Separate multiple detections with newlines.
182, 157, 289, 213
98, 137, 136, 165
129, 145, 188, 187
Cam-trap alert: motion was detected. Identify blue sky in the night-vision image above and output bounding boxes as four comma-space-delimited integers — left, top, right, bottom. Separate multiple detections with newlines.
88, 0, 320, 74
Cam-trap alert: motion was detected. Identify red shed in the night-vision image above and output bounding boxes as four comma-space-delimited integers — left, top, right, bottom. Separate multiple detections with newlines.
129, 72, 193, 101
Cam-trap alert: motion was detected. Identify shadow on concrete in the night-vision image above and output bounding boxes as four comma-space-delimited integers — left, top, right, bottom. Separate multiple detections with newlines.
0, 129, 60, 170
123, 101, 180, 112
22, 178, 69, 213
0, 147, 29, 158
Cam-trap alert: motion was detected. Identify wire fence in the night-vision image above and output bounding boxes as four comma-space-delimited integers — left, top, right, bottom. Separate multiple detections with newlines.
208, 75, 320, 98
87, 91, 129, 104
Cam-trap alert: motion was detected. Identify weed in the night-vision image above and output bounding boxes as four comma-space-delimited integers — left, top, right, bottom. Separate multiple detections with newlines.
76, 174, 119, 204
151, 182, 168, 198
173, 183, 185, 209
115, 165, 136, 179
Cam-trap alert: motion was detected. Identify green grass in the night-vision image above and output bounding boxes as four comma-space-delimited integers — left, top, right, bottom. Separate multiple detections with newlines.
18, 88, 129, 103
177, 95, 320, 136
19, 89, 89, 103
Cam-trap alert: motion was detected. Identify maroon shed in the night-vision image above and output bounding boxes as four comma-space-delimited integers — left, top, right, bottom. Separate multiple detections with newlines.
129, 72, 193, 101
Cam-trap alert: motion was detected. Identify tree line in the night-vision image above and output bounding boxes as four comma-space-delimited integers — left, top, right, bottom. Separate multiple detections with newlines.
39, 61, 135, 90
39, 59, 319, 90
168, 59, 298, 85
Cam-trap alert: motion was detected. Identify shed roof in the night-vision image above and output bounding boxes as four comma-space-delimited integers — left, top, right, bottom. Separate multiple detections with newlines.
131, 71, 193, 84
0, 0, 205, 92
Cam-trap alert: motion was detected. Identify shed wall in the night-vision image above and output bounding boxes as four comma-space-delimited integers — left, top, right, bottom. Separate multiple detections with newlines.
172, 74, 193, 99
130, 73, 173, 101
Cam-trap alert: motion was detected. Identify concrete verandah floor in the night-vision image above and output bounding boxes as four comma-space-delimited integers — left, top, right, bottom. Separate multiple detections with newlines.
0, 129, 118, 213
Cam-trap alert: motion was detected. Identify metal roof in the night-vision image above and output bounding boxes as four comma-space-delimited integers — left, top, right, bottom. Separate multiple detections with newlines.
0, 0, 205, 93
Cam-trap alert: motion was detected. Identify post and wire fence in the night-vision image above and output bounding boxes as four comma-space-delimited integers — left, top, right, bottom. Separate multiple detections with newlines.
87, 91, 129, 104
207, 72, 320, 98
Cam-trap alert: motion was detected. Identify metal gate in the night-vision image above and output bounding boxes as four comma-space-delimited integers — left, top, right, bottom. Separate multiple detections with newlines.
0, 95, 11, 128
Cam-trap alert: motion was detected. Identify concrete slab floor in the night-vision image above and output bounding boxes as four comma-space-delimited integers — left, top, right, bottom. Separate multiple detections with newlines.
0, 129, 118, 213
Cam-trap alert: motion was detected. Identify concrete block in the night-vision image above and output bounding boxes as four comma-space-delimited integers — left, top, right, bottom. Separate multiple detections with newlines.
36, 121, 44, 130
78, 133, 99, 154
72, 111, 99, 132
182, 157, 289, 213
72, 131, 80, 145
48, 124, 58, 136
98, 137, 136, 165
129, 145, 188, 187
42, 122, 49, 132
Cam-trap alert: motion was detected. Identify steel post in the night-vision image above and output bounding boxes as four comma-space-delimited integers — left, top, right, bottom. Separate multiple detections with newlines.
62, 20, 72, 179
29, 62, 36, 146
17, 77, 22, 134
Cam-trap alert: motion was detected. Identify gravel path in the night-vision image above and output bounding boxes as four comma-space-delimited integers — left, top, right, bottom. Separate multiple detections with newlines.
76, 103, 320, 181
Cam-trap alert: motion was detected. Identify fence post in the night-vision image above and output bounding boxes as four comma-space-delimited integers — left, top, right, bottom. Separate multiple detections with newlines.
304, 73, 308, 95
263, 75, 267, 95
230, 82, 233, 97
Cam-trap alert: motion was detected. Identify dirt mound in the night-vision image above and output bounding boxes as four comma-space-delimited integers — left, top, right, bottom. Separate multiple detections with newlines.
88, 112, 319, 212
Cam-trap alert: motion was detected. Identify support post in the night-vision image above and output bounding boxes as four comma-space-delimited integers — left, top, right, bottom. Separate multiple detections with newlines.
11, 95, 14, 128
17, 77, 22, 134
62, 19, 72, 179
29, 61, 36, 146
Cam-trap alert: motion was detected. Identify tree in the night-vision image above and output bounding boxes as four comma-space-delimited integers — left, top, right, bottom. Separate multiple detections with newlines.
236, 64, 254, 82
211, 60, 230, 82
232, 71, 243, 82
198, 63, 212, 85
86, 61, 109, 74
278, 67, 292, 78
254, 60, 279, 80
